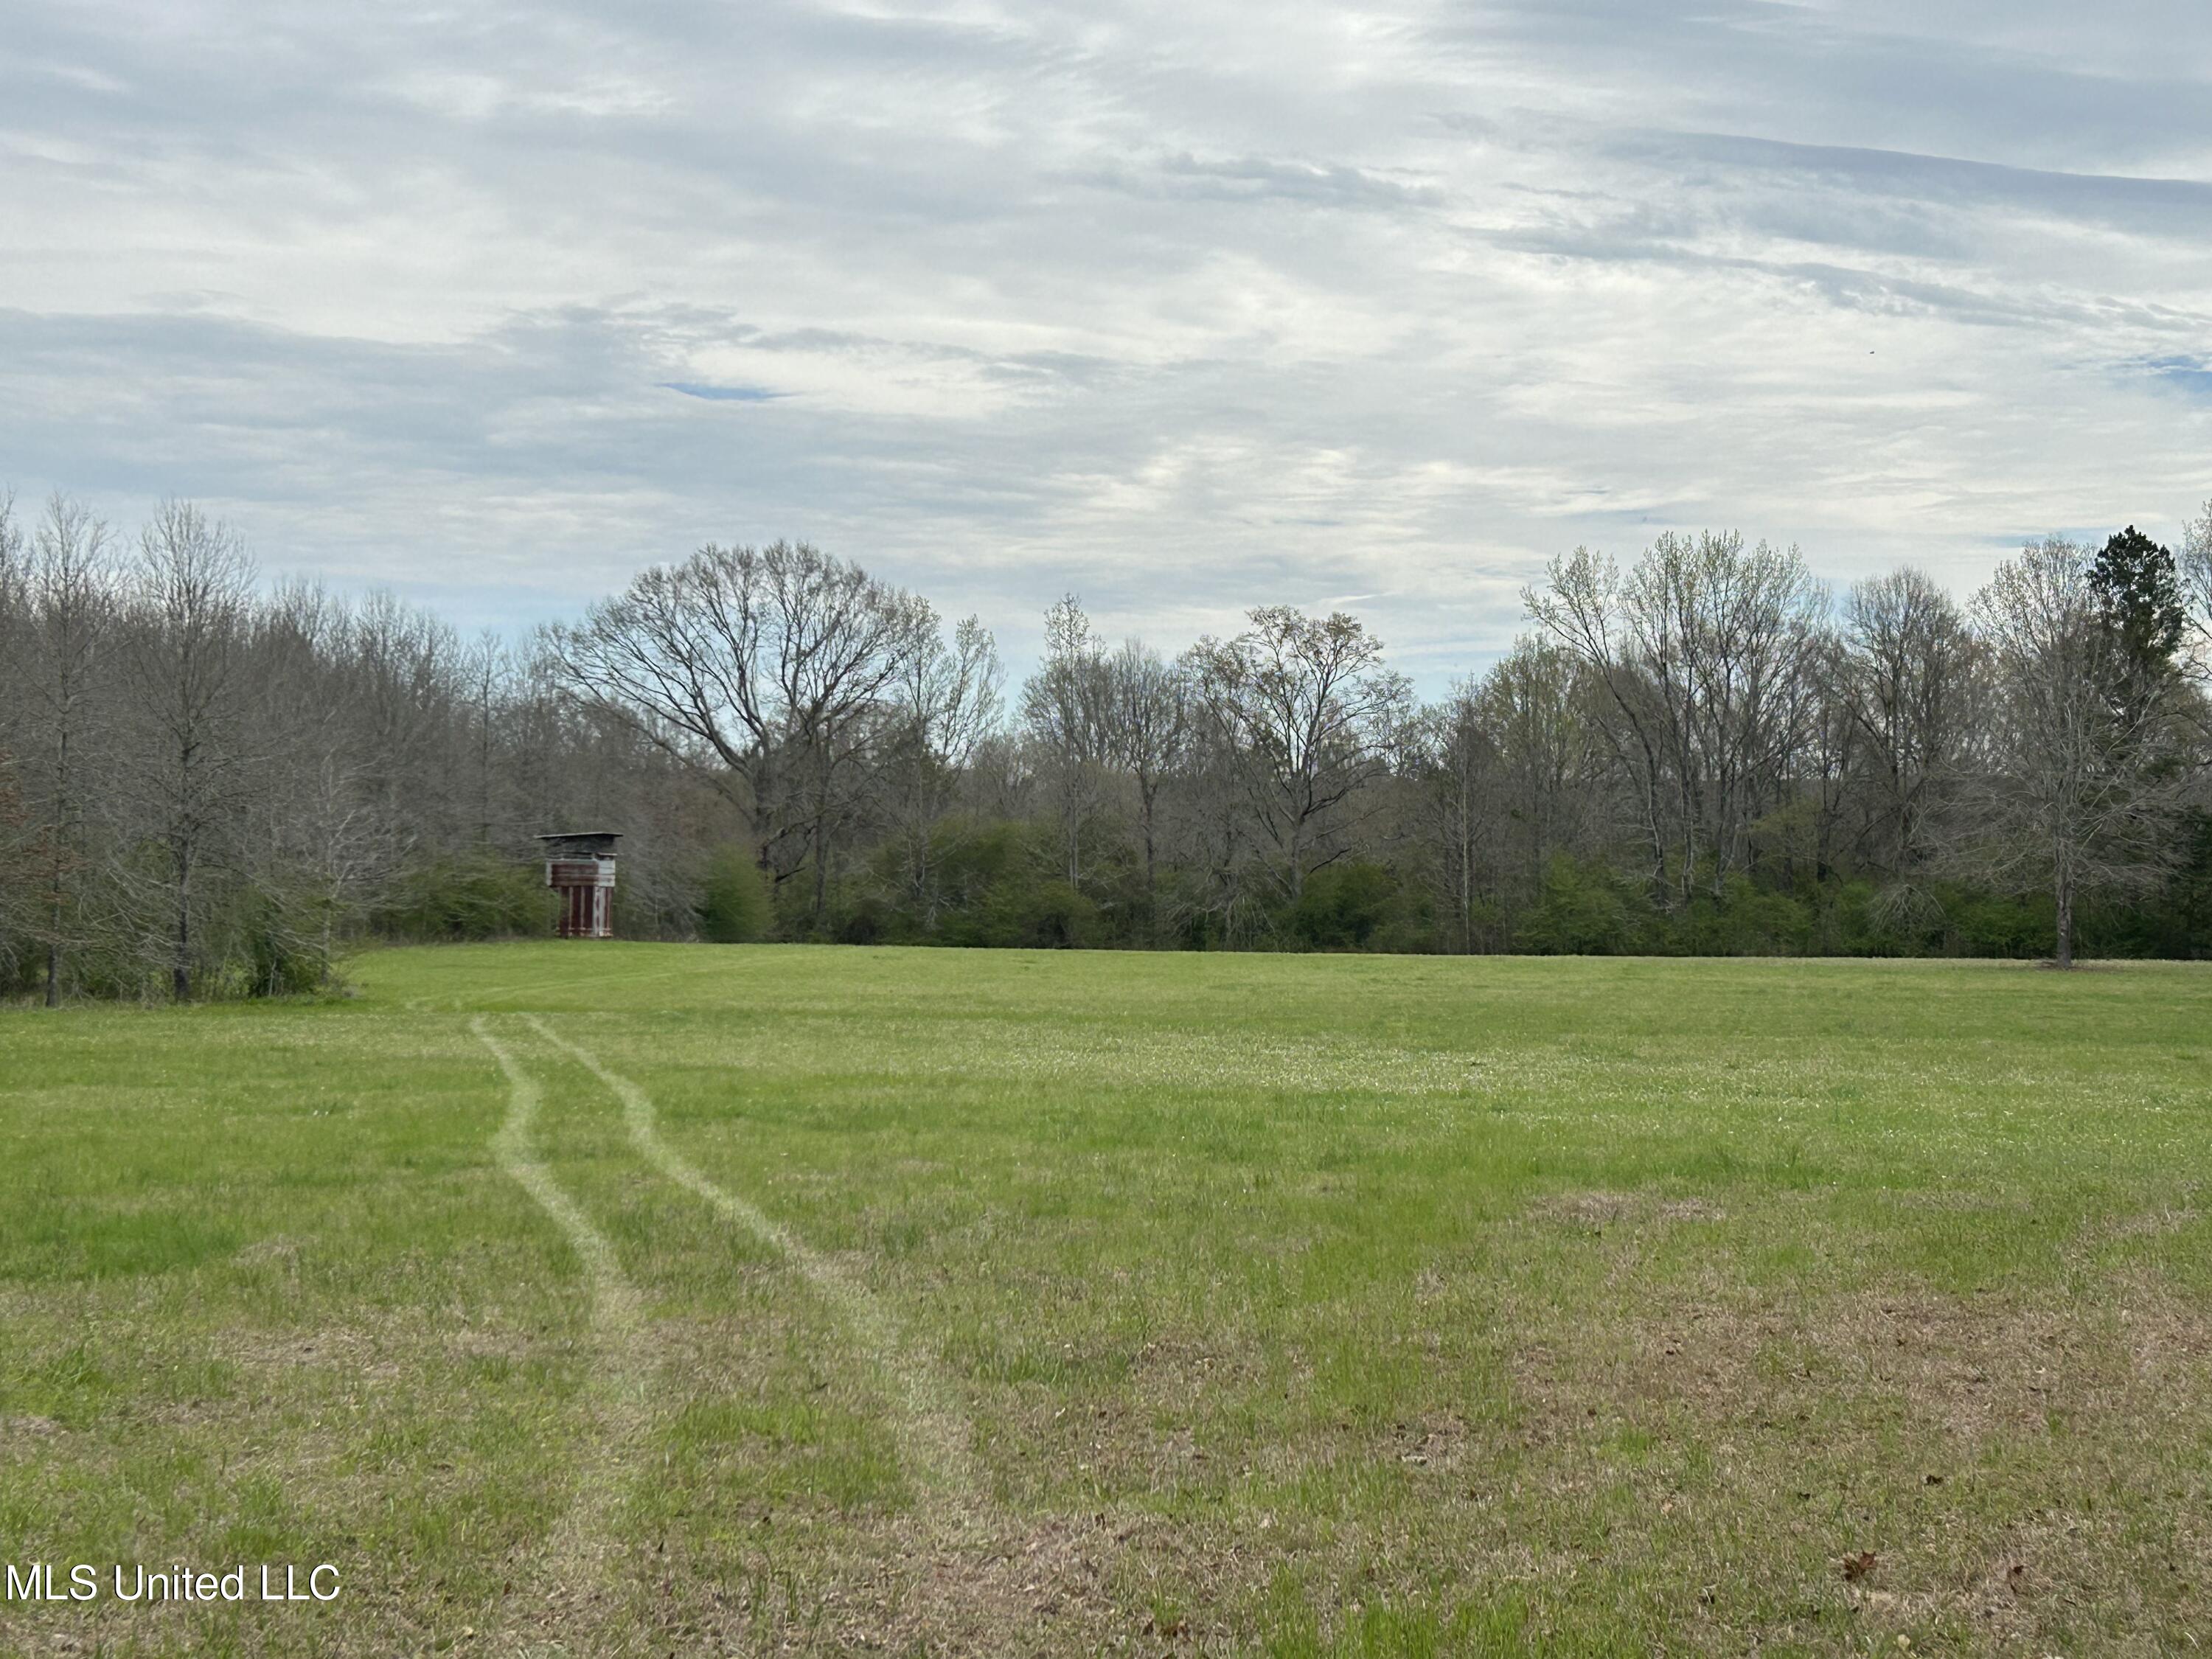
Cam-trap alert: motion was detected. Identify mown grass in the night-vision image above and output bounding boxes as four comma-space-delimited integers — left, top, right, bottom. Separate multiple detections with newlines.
3, 946, 2211, 1655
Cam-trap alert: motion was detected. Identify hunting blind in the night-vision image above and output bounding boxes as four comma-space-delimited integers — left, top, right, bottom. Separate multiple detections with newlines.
537, 831, 622, 938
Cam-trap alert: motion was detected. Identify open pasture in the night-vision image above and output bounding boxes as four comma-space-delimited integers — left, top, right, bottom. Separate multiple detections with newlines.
4, 947, 2211, 1655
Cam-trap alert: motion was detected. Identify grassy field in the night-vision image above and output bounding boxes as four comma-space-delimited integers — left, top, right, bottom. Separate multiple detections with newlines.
4, 946, 2211, 1656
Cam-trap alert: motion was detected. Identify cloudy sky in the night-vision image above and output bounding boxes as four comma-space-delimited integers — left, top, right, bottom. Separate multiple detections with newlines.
3, 1, 2209, 684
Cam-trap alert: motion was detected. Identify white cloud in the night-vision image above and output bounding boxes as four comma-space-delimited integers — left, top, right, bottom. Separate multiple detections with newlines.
1, 0, 2208, 684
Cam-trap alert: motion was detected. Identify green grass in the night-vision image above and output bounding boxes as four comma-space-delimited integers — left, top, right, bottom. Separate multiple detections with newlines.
4, 946, 2212, 1655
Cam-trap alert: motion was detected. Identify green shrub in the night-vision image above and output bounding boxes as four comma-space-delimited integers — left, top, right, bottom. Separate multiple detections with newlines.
1939, 886, 2047, 959
1673, 874, 1812, 956
698, 845, 773, 942
1290, 861, 1408, 950
374, 852, 556, 943
1012, 880, 1099, 948
238, 908, 333, 997
1515, 857, 1641, 954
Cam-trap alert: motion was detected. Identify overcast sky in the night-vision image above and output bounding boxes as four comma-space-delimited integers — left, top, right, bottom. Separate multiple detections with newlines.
3, 1, 2209, 685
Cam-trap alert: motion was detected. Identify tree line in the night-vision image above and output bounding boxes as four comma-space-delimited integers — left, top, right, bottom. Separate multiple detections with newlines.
2, 491, 2209, 1000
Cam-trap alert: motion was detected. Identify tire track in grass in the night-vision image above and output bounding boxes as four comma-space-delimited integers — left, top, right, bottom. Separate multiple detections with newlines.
472, 1017, 653, 1647
521, 1013, 981, 1508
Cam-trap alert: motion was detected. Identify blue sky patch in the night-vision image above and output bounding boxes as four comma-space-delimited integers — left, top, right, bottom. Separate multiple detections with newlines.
661, 382, 786, 403
2142, 358, 2212, 401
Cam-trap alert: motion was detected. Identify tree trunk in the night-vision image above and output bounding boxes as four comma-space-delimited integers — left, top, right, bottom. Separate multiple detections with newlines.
48, 740, 68, 1006
1139, 792, 1158, 941
46, 825, 63, 1006
2053, 867, 2075, 970
811, 818, 830, 931
1461, 816, 1475, 954
173, 847, 192, 1001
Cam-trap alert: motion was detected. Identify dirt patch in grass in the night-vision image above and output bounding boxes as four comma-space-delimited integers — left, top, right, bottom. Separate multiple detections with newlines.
1495, 1277, 2212, 1646
1510, 1281, 2212, 1446
1882, 1189, 2032, 1213
1388, 1413, 1472, 1472
2084, 1204, 2204, 1245
231, 1234, 303, 1265
1533, 1189, 1728, 1228
228, 1326, 386, 1369
1846, 1499, 2199, 1653
627, 1511, 1143, 1656
224, 1317, 547, 1382
1793, 1283, 2212, 1449
897, 1513, 1130, 1651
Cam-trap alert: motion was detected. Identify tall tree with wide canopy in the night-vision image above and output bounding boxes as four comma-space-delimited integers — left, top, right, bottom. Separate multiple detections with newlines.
551, 540, 933, 928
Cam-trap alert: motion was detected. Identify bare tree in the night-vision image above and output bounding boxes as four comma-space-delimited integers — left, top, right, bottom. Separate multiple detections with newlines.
1525, 546, 1670, 897
1834, 568, 1978, 880
1099, 637, 1189, 931
1480, 639, 1601, 901
0, 492, 23, 762
960, 728, 1033, 826
1967, 536, 2194, 967
19, 495, 117, 1003
344, 588, 465, 846
1530, 532, 1824, 905
552, 540, 931, 928
1020, 597, 1116, 889
2183, 502, 2212, 754
1167, 659, 1262, 945
0, 494, 28, 986
1416, 678, 1498, 953
770, 555, 935, 928
123, 503, 255, 1000
252, 584, 402, 967
0, 493, 23, 734
883, 612, 1001, 927
1186, 606, 1408, 902
462, 630, 512, 846
2185, 501, 2212, 656
0, 490, 21, 636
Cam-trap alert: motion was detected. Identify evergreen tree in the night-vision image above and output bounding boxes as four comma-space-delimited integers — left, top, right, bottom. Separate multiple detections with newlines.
2089, 526, 2185, 714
